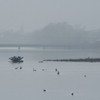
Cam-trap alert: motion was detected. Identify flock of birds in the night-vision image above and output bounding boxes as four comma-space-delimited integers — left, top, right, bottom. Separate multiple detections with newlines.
10, 56, 87, 97
13, 64, 87, 97
42, 68, 86, 96
15, 66, 22, 70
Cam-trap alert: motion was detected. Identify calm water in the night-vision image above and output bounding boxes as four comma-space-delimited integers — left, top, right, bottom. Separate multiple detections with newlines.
0, 47, 100, 100
0, 47, 100, 62
0, 47, 100, 69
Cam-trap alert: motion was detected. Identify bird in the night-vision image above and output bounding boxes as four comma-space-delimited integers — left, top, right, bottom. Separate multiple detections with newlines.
84, 75, 86, 77
55, 68, 57, 72
57, 71, 60, 75
20, 66, 22, 69
42, 69, 45, 71
39, 61, 43, 63
43, 89, 46, 92
33, 68, 36, 72
71, 93, 74, 96
15, 67, 18, 69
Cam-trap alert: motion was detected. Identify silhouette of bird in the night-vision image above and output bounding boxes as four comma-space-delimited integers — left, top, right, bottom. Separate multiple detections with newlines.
15, 67, 18, 69
20, 66, 22, 69
84, 75, 86, 77
42, 69, 45, 71
43, 89, 46, 92
57, 71, 60, 75
33, 68, 36, 72
39, 61, 43, 63
55, 68, 57, 72
71, 93, 74, 96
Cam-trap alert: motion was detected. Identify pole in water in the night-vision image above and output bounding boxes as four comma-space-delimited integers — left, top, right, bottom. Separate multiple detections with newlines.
18, 46, 21, 52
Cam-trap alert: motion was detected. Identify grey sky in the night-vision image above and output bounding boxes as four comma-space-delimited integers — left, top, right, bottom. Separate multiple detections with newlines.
0, 0, 100, 32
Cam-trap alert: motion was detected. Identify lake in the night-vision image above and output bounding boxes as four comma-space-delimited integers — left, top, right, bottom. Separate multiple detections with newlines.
0, 48, 100, 100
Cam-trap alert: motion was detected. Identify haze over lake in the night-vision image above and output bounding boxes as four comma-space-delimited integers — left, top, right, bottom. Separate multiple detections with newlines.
0, 0, 100, 99
0, 48, 99, 100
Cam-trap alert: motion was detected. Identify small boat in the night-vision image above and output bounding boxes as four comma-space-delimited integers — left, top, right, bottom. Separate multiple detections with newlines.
9, 56, 24, 63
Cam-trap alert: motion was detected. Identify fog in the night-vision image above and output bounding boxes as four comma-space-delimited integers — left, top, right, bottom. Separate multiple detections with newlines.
0, 22, 100, 50
0, 0, 100, 49
0, 0, 100, 32
0, 1, 100, 100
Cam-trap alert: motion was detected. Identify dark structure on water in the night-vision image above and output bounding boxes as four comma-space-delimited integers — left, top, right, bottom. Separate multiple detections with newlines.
9, 56, 24, 63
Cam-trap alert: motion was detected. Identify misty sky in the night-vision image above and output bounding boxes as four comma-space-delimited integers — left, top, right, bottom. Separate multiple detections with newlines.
0, 0, 100, 32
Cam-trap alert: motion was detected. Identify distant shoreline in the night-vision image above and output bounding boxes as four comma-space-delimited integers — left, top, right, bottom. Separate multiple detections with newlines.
41, 57, 100, 63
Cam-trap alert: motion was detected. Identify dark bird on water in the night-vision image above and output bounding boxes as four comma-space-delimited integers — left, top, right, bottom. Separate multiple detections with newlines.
33, 68, 36, 72
57, 71, 60, 75
39, 61, 43, 63
42, 69, 45, 71
71, 93, 74, 96
55, 68, 57, 72
84, 75, 86, 77
15, 67, 18, 69
43, 89, 46, 92
20, 66, 22, 69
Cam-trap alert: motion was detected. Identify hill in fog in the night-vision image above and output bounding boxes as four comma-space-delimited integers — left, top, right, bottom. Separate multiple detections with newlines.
0, 22, 100, 49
